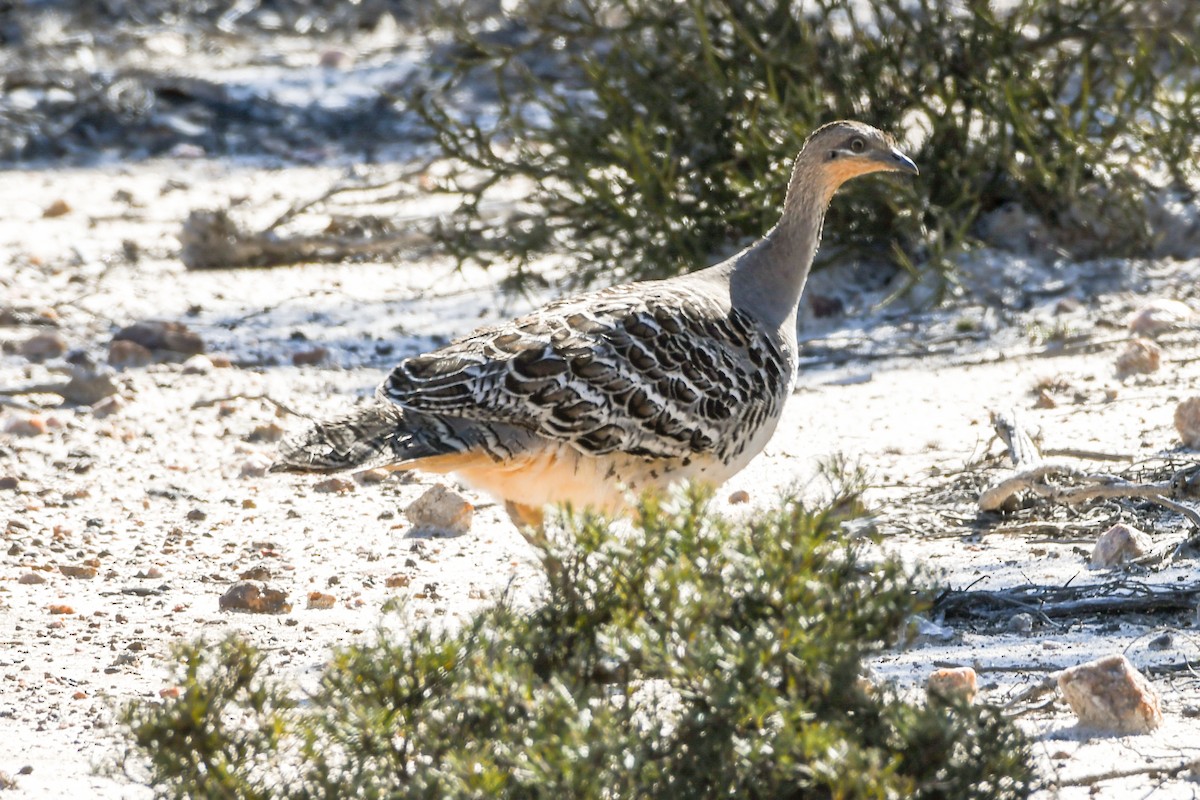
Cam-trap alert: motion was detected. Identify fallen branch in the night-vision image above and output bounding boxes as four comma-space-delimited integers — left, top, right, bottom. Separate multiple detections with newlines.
1054, 756, 1200, 788
933, 579, 1200, 624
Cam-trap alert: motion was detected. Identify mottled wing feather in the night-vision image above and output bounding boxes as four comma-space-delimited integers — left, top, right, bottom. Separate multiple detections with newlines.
379, 283, 792, 463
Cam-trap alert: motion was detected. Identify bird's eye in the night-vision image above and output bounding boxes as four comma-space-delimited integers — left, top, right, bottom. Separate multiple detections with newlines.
850, 137, 865, 153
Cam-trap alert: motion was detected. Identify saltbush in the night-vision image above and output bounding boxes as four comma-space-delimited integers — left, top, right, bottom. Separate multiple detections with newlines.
119, 489, 1035, 799
414, 0, 1200, 289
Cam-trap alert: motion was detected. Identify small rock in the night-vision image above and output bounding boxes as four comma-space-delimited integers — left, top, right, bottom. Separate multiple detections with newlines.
245, 422, 285, 443
108, 339, 153, 367
209, 353, 233, 368
19, 332, 67, 362
218, 581, 291, 614
385, 574, 410, 588
405, 484, 474, 535
292, 347, 330, 366
49, 604, 74, 615
181, 354, 213, 374
1091, 523, 1151, 568
42, 199, 71, 218
1147, 632, 1173, 651
907, 615, 957, 644
0, 476, 19, 490
239, 565, 272, 581
926, 666, 978, 704
1175, 397, 1200, 449
356, 467, 390, 484
159, 686, 181, 699
1056, 654, 1162, 733
318, 48, 352, 68
4, 415, 47, 436
1126, 299, 1195, 337
307, 591, 336, 610
727, 489, 750, 504
59, 564, 98, 579
313, 476, 355, 494
113, 320, 205, 355
91, 394, 125, 418
186, 508, 207, 521
240, 453, 273, 478
60, 364, 119, 404
1007, 612, 1035, 633
1114, 338, 1161, 377
18, 572, 46, 585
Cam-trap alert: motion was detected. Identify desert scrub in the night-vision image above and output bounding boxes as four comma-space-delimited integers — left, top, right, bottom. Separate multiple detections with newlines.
412, 0, 1200, 289
117, 490, 1035, 799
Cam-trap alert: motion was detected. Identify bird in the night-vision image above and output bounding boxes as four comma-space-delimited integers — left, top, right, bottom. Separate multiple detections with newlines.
273, 121, 917, 530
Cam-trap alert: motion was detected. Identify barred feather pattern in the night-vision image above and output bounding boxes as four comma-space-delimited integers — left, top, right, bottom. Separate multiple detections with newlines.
379, 280, 794, 471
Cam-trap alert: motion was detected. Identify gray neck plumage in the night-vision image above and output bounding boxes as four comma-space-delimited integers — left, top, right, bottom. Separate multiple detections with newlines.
724, 159, 828, 337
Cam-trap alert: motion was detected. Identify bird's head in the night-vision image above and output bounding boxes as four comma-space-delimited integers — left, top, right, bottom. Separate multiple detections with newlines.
797, 120, 918, 204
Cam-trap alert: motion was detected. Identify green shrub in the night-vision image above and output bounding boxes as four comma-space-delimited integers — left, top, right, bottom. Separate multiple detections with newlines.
118, 489, 1035, 799
412, 0, 1200, 289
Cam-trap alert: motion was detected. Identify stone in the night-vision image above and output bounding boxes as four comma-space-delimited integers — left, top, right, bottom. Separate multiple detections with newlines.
306, 592, 336, 610
240, 453, 273, 478
218, 582, 291, 614
19, 332, 67, 362
59, 564, 98, 579
1114, 338, 1160, 377
1091, 523, 1151, 567
42, 199, 71, 218
292, 347, 330, 366
926, 666, 978, 704
405, 484, 474, 535
108, 339, 153, 367
4, 415, 48, 436
1126, 299, 1195, 337
1056, 654, 1162, 733
1175, 397, 1200, 449
113, 320, 205, 355
727, 489, 750, 504
313, 476, 355, 494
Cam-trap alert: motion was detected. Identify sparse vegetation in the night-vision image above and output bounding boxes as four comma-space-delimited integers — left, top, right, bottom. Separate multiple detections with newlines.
413, 0, 1200, 289
118, 489, 1035, 799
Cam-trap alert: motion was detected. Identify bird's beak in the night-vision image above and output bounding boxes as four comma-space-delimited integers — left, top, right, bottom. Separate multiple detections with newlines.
874, 147, 919, 175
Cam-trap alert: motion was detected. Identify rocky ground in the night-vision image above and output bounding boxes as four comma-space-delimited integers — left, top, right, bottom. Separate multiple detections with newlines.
2, 156, 1200, 798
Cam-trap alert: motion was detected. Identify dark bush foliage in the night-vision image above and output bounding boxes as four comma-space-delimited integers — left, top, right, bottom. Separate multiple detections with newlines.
414, 0, 1200, 288
119, 489, 1036, 799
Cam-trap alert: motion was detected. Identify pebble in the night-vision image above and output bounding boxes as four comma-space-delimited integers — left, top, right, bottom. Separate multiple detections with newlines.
727, 489, 750, 504
1091, 523, 1151, 568
313, 477, 355, 494
42, 199, 71, 218
405, 484, 474, 535
1006, 612, 1035, 633
108, 339, 153, 367
4, 415, 48, 436
181, 354, 213, 374
19, 332, 67, 362
0, 476, 18, 490
240, 453, 273, 478
292, 347, 330, 366
1147, 632, 1173, 651
239, 565, 272, 580
1126, 299, 1195, 336
49, 604, 74, 615
1114, 338, 1161, 377
112, 320, 205, 355
60, 364, 119, 404
246, 422, 286, 443
59, 564, 98, 579
306, 592, 336, 610
356, 467, 390, 483
926, 666, 978, 704
218, 582, 291, 614
1056, 654, 1162, 733
18, 572, 46, 585
385, 574, 410, 588
1175, 397, 1200, 449
91, 394, 125, 418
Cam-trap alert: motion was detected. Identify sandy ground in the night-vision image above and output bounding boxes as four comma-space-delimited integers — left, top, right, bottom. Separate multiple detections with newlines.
3, 159, 1200, 798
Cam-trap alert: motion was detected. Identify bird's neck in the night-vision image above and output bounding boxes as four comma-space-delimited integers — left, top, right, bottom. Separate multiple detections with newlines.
728, 159, 830, 336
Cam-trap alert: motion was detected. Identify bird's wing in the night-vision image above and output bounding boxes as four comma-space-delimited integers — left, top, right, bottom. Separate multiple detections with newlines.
378, 283, 790, 460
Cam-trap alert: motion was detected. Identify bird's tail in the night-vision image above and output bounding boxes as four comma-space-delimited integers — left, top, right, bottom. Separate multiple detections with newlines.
271, 402, 422, 474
